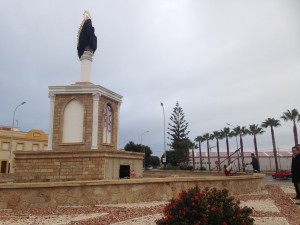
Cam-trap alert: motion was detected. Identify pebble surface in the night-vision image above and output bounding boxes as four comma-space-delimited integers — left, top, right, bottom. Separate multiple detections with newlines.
0, 184, 299, 225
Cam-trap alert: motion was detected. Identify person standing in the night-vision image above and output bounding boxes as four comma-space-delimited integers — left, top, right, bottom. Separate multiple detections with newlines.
224, 163, 233, 176
291, 146, 300, 200
250, 153, 260, 172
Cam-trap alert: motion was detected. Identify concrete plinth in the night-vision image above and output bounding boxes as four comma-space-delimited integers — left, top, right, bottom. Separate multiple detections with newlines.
13, 150, 143, 183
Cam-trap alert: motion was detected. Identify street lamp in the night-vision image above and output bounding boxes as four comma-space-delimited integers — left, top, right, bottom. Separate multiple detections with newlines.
9, 101, 26, 173
160, 103, 166, 169
141, 130, 149, 169
226, 123, 241, 171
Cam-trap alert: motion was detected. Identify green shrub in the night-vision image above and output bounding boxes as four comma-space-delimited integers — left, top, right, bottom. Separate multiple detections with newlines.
156, 185, 254, 225
166, 165, 177, 170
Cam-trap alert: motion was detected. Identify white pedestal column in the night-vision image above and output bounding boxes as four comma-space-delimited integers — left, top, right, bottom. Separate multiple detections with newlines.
80, 50, 94, 82
117, 103, 121, 150
46, 93, 55, 150
91, 92, 100, 149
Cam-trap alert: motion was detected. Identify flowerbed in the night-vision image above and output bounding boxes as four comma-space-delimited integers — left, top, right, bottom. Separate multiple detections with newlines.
156, 184, 254, 225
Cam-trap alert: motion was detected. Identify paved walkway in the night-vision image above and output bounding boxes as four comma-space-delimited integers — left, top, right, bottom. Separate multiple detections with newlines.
0, 184, 299, 225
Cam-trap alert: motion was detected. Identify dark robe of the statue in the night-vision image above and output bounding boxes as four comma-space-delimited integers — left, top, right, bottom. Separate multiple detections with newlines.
77, 19, 97, 59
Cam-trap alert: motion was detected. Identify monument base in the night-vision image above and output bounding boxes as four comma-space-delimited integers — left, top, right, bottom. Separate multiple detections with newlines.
13, 149, 143, 183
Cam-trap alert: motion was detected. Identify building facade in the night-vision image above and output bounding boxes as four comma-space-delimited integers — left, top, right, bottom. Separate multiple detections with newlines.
190, 150, 292, 172
0, 125, 48, 173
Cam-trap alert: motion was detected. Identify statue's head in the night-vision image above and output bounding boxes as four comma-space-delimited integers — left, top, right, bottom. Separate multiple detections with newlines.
83, 11, 91, 20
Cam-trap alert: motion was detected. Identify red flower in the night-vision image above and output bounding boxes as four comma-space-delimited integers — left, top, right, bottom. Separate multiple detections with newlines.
179, 192, 184, 198
222, 222, 227, 225
211, 207, 216, 212
195, 196, 199, 200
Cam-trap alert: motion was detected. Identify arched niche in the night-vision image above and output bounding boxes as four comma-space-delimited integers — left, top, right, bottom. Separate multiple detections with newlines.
62, 99, 85, 143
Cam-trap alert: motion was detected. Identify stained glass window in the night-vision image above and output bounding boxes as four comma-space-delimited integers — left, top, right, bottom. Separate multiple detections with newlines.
103, 104, 112, 144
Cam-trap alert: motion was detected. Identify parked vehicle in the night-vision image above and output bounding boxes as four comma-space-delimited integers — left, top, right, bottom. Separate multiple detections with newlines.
146, 166, 153, 170
272, 170, 292, 180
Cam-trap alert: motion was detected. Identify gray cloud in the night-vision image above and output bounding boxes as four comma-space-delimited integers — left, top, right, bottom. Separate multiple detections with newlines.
1, 0, 300, 157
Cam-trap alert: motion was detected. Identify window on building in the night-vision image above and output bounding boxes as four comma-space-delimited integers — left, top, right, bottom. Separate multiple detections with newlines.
33, 144, 39, 151
0, 161, 7, 173
62, 99, 84, 143
17, 143, 24, 151
103, 104, 112, 144
43, 144, 47, 150
1, 142, 10, 151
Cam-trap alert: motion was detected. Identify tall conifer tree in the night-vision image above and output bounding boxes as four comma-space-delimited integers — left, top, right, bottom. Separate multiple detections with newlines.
167, 101, 191, 165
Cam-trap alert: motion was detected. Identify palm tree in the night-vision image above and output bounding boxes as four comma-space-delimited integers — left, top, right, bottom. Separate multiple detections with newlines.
195, 135, 205, 169
203, 133, 212, 171
220, 127, 231, 164
281, 108, 300, 145
212, 131, 223, 171
261, 118, 281, 172
233, 126, 248, 171
247, 124, 265, 168
190, 142, 197, 170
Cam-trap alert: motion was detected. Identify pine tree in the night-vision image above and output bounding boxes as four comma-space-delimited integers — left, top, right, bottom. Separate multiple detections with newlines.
167, 101, 191, 165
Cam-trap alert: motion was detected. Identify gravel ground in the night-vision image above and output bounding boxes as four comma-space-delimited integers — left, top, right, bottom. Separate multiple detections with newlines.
0, 184, 299, 225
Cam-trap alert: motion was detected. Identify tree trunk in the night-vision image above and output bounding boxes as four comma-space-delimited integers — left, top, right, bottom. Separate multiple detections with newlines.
199, 141, 203, 169
207, 140, 211, 171
216, 139, 220, 171
226, 136, 230, 164
293, 121, 298, 146
192, 148, 195, 170
271, 126, 279, 172
240, 134, 245, 171
254, 135, 260, 169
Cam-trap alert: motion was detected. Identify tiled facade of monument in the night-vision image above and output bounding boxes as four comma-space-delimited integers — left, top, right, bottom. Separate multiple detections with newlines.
13, 84, 143, 183
51, 93, 119, 151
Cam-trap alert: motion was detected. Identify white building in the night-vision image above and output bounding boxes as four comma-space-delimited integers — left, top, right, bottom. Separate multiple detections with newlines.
190, 150, 292, 172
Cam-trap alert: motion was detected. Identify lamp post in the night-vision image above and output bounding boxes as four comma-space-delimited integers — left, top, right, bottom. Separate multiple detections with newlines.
226, 123, 241, 171
141, 130, 149, 169
160, 103, 166, 169
9, 101, 26, 173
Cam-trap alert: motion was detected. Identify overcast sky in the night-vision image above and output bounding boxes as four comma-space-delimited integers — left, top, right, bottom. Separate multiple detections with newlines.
1, 0, 300, 157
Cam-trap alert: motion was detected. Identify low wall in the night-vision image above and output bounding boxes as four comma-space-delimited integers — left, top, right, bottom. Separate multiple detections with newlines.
0, 174, 13, 183
0, 173, 265, 209
143, 170, 245, 177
